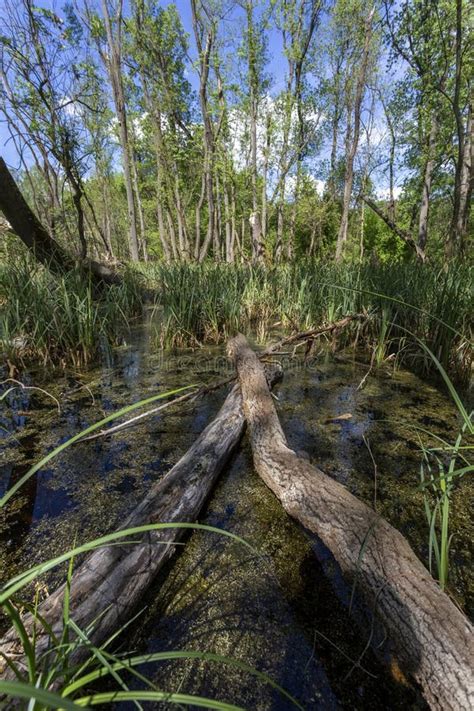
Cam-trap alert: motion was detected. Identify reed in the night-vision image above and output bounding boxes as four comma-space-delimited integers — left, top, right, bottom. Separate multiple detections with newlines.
144, 261, 472, 382
415, 339, 474, 590
2, 257, 472, 381
0, 256, 142, 366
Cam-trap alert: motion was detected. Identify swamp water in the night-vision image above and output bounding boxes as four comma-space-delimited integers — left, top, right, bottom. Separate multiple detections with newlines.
1, 328, 472, 710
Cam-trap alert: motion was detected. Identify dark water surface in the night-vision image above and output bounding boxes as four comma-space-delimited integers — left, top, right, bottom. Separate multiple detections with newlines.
1, 327, 472, 709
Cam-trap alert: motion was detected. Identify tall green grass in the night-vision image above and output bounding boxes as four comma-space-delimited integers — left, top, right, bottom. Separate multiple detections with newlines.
414, 338, 474, 589
0, 256, 143, 366
144, 261, 472, 382
2, 257, 472, 381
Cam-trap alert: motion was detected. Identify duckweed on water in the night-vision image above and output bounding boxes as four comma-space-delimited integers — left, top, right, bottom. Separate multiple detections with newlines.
1, 336, 471, 708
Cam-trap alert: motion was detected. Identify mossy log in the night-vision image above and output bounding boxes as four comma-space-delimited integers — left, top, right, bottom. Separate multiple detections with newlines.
0, 365, 282, 679
228, 333, 473, 711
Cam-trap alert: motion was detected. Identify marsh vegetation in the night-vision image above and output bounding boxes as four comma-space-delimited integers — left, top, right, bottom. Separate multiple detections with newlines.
0, 0, 473, 707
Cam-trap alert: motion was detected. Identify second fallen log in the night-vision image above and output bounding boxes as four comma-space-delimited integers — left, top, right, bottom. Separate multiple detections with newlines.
0, 365, 282, 679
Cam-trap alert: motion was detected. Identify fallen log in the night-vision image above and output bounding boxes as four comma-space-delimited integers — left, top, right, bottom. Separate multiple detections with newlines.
81, 314, 365, 443
0, 365, 282, 679
228, 334, 474, 711
0, 157, 121, 287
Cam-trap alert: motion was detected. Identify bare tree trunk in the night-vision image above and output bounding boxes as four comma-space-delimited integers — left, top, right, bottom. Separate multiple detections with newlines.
240, 216, 246, 262
224, 181, 233, 263
417, 117, 437, 252
191, 0, 217, 263
194, 173, 206, 260
246, 0, 264, 264
130, 143, 148, 261
65, 167, 87, 259
447, 0, 469, 258
214, 171, 222, 260
101, 0, 140, 261
166, 210, 179, 261
458, 100, 473, 244
328, 95, 341, 200
0, 158, 121, 285
308, 222, 317, 257
228, 334, 474, 711
230, 181, 238, 261
447, 98, 472, 257
335, 7, 375, 262
287, 169, 300, 260
382, 98, 396, 220
261, 112, 271, 241
100, 179, 115, 258
274, 202, 284, 262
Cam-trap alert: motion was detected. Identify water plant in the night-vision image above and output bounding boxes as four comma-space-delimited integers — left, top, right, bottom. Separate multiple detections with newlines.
414, 340, 473, 590
142, 261, 472, 382
0, 255, 143, 366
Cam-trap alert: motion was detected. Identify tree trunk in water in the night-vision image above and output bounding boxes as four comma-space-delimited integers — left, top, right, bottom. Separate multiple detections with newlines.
0, 158, 121, 286
228, 334, 474, 711
0, 366, 282, 679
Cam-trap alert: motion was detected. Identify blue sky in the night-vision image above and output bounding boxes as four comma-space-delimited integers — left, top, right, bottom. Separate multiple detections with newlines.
0, 0, 291, 167
0, 0, 396, 194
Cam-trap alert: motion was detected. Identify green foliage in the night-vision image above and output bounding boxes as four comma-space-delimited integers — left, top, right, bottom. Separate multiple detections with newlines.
0, 254, 142, 366
141, 261, 472, 382
415, 345, 473, 589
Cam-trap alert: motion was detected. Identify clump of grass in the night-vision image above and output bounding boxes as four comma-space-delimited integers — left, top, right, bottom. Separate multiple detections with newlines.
415, 339, 474, 590
0, 256, 143, 367
143, 261, 472, 382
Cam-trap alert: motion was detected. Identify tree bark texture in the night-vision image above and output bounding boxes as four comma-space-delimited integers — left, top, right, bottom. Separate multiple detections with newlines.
0, 157, 121, 286
228, 334, 474, 711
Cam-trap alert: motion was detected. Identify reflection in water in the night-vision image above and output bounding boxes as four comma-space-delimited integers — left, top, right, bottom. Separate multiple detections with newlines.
0, 462, 37, 544
0, 328, 471, 708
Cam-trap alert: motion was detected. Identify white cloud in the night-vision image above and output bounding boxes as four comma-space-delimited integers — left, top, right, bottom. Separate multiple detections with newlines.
376, 186, 403, 200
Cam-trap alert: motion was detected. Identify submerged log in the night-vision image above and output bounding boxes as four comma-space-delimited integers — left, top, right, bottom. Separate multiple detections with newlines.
0, 365, 282, 677
228, 334, 474, 711
0, 157, 121, 287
